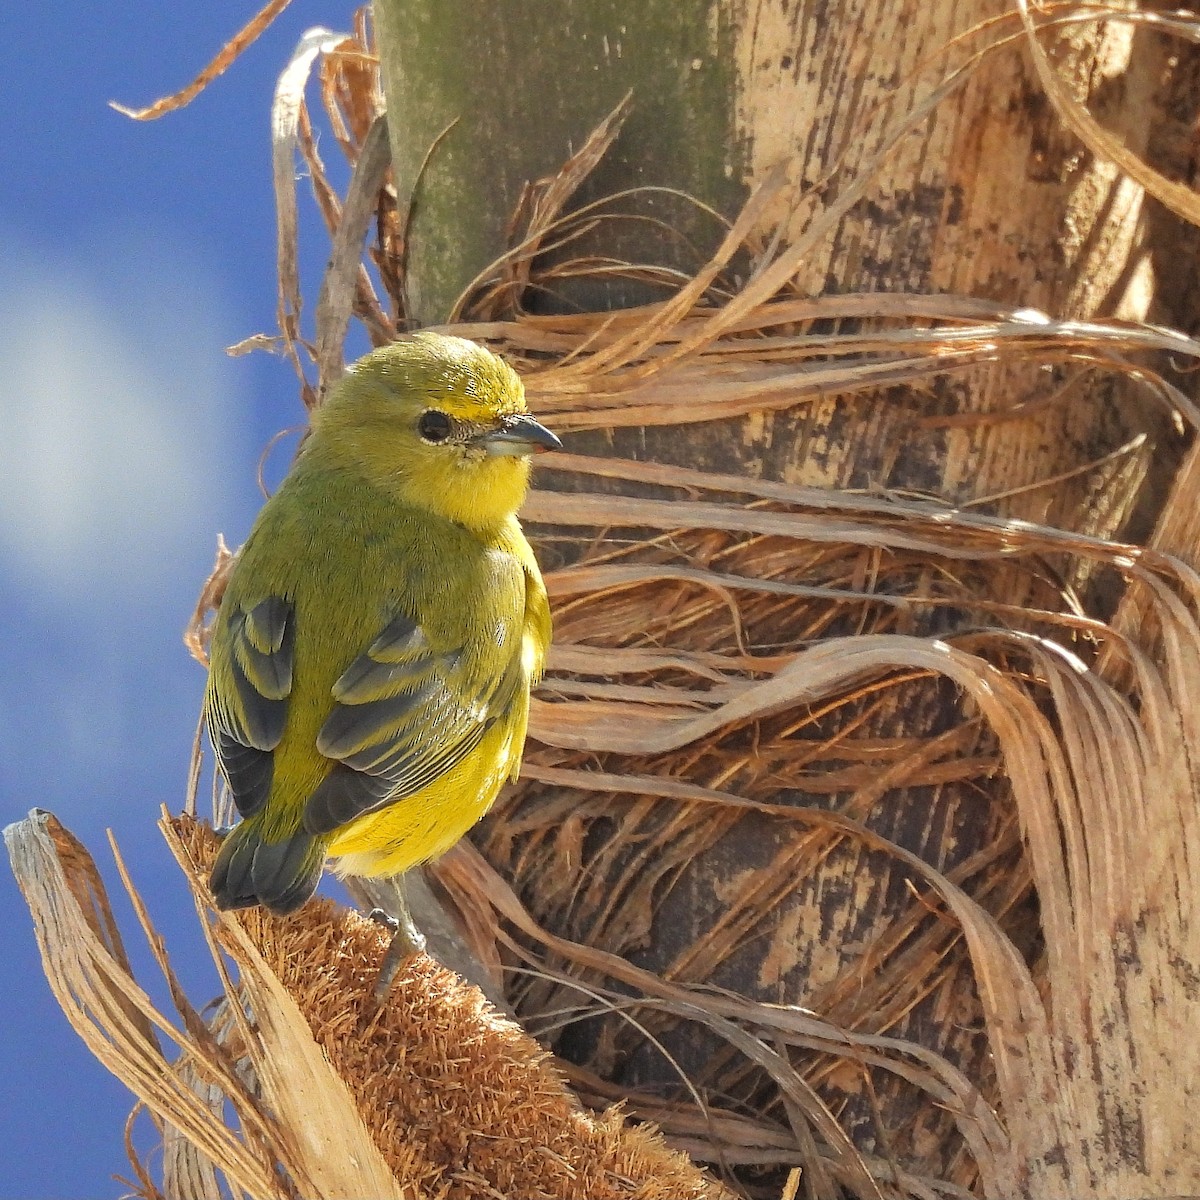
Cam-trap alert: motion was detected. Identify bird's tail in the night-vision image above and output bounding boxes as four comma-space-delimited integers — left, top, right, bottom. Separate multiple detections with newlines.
209, 819, 326, 915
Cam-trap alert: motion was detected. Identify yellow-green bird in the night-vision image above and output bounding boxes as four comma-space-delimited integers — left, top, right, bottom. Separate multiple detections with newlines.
206, 332, 558, 917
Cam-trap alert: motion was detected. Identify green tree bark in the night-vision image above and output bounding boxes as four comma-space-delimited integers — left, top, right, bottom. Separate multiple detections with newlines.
373, 0, 745, 323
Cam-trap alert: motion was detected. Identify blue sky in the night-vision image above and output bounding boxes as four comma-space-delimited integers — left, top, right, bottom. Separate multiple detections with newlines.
1, 4, 361, 1195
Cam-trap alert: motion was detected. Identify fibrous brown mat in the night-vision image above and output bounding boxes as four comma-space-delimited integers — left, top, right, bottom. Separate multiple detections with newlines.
188, 823, 729, 1200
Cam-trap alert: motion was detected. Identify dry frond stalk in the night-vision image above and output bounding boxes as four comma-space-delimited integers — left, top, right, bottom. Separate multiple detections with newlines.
5, 809, 734, 1200
110, 0, 297, 121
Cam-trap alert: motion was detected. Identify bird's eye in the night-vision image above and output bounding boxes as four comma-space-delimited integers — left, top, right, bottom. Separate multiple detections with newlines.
417, 410, 453, 443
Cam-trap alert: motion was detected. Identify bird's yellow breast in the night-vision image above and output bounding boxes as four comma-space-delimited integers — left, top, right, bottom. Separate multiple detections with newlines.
325, 712, 524, 877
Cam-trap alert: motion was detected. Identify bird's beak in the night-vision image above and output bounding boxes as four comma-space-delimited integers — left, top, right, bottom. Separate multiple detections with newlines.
477, 412, 562, 457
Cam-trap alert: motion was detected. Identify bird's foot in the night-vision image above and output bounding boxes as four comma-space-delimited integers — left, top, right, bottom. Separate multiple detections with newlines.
370, 905, 427, 1003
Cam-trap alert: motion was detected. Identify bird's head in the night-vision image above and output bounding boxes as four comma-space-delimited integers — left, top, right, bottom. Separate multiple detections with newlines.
310, 333, 560, 531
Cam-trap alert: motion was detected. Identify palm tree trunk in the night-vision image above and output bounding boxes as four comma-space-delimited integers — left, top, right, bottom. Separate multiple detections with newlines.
373, 3, 1200, 1195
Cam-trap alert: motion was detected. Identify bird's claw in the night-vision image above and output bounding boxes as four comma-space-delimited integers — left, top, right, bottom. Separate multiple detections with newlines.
367, 907, 399, 934
370, 904, 427, 1004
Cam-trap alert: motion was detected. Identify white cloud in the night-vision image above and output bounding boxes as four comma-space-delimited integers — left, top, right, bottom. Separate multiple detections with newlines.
0, 235, 246, 604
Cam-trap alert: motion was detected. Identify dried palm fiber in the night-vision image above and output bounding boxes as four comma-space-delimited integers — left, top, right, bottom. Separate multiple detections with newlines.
4, 810, 733, 1200
20, 4, 1200, 1200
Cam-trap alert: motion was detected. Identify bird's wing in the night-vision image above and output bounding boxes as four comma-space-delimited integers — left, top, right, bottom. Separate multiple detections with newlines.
303, 606, 525, 835
205, 596, 295, 819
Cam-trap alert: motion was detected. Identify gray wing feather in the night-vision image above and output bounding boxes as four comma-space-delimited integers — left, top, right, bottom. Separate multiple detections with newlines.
305, 605, 523, 835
